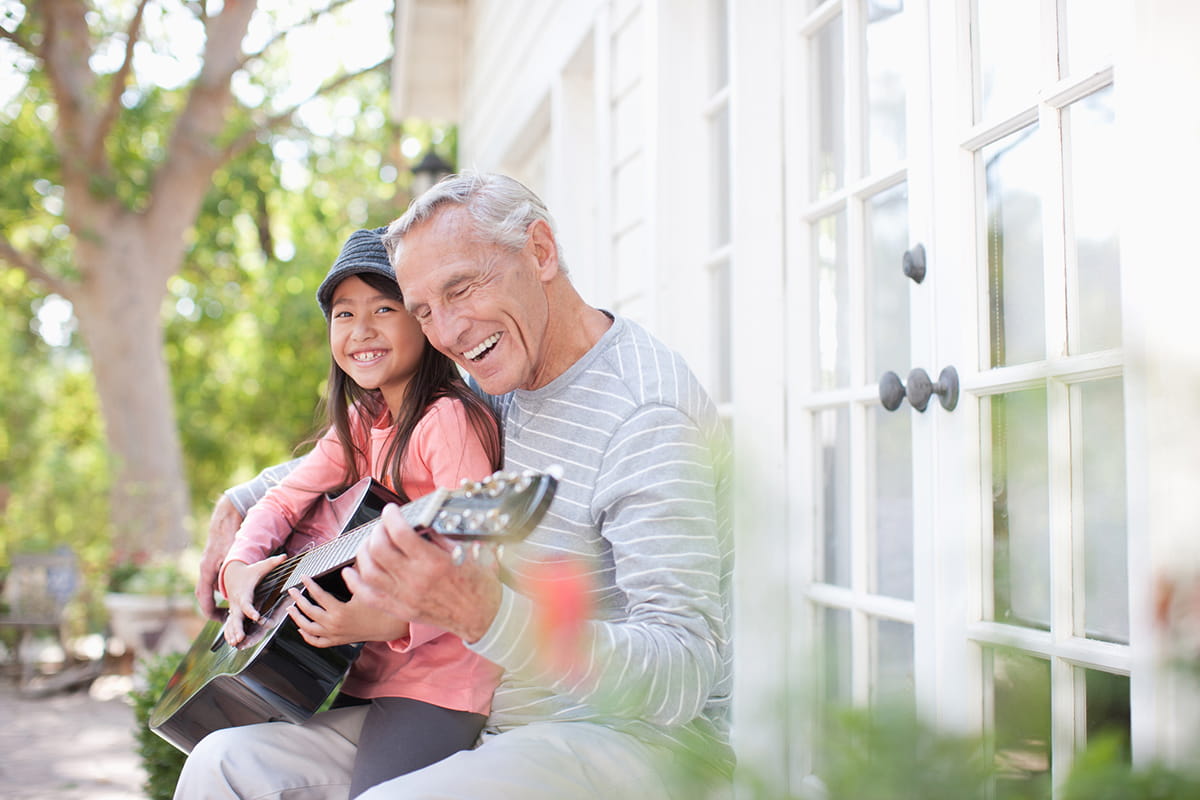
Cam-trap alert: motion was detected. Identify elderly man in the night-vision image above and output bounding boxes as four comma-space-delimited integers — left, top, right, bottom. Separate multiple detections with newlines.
181, 172, 733, 799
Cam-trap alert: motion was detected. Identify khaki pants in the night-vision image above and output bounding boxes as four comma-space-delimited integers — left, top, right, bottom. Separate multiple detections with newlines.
174, 714, 698, 800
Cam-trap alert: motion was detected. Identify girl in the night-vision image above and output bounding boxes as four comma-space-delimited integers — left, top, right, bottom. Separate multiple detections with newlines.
212, 227, 502, 798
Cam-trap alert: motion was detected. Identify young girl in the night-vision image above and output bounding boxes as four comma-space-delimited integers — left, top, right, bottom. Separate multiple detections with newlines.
214, 227, 502, 798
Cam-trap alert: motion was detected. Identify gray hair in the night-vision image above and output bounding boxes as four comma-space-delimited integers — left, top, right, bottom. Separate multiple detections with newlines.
382, 171, 568, 273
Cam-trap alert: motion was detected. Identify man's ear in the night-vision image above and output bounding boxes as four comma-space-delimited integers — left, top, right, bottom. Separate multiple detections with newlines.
527, 219, 559, 281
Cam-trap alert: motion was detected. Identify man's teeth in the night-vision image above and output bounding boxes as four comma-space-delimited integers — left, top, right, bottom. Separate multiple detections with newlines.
464, 333, 500, 360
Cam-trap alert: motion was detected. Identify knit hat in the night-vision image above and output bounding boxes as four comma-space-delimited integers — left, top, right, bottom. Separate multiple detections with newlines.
316, 226, 396, 318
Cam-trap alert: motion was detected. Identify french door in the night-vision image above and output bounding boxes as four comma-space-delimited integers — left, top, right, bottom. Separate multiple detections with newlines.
785, 1, 1130, 795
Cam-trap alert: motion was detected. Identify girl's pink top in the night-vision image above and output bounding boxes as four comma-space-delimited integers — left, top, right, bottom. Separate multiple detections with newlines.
220, 396, 500, 715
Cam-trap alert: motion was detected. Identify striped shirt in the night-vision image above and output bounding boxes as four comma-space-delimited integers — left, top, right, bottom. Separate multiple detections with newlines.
469, 314, 735, 774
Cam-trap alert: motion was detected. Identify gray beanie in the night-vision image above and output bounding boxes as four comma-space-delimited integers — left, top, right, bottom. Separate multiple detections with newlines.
316, 226, 396, 318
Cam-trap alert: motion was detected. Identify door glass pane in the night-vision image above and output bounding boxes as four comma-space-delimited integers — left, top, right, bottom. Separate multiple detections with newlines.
990, 649, 1052, 799
873, 405, 912, 599
815, 210, 850, 389
815, 606, 853, 774
871, 617, 914, 710
1084, 667, 1130, 761
812, 13, 845, 199
1067, 86, 1120, 354
1063, 0, 1116, 77
818, 408, 852, 587
866, 183, 910, 377
991, 388, 1049, 629
985, 127, 1045, 368
865, 0, 907, 173
977, 0, 1040, 121
1078, 378, 1128, 642
710, 257, 732, 405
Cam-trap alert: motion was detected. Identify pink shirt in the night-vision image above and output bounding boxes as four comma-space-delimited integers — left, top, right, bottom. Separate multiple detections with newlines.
221, 396, 500, 715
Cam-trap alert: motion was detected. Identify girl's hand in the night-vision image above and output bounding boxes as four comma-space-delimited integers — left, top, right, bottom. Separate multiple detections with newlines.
222, 555, 286, 646
287, 574, 410, 648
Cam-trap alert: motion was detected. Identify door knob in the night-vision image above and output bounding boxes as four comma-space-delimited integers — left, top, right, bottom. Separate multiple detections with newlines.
879, 371, 907, 411
905, 366, 959, 412
902, 243, 926, 284
878, 366, 959, 412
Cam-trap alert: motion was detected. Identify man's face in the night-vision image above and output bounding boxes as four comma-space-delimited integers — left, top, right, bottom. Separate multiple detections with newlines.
396, 207, 553, 395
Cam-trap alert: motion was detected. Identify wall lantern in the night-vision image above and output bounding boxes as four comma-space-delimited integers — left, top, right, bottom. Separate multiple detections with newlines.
410, 149, 454, 197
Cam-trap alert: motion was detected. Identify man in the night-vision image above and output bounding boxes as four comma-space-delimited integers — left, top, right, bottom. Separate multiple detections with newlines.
182, 172, 733, 798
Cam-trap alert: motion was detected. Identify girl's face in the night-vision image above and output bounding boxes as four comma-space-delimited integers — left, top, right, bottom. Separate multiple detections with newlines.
329, 274, 425, 417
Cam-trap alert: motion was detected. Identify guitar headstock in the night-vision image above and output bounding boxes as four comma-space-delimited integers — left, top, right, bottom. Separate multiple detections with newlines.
423, 469, 557, 544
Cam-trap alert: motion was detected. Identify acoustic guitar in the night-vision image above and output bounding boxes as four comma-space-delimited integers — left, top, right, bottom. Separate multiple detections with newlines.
149, 469, 557, 753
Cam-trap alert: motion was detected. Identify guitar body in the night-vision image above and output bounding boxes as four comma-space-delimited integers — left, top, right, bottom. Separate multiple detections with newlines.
150, 478, 398, 753
149, 469, 558, 753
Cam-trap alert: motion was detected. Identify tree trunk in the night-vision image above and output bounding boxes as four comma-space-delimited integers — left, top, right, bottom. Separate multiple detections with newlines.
72, 215, 190, 562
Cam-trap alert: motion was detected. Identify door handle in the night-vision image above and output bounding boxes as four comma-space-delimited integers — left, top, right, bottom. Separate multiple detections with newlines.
878, 366, 959, 412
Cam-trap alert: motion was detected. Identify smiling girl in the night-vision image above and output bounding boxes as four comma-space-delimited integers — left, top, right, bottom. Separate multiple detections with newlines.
201, 227, 503, 799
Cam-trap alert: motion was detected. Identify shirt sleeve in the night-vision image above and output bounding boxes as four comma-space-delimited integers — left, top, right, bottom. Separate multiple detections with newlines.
223, 458, 305, 516
219, 427, 349, 594
468, 404, 727, 728
400, 396, 497, 497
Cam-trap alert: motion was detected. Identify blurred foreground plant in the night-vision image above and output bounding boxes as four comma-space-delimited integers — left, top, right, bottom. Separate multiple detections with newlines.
130, 651, 187, 800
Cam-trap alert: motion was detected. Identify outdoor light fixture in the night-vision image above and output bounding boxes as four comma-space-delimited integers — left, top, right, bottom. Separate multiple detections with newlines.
410, 149, 454, 197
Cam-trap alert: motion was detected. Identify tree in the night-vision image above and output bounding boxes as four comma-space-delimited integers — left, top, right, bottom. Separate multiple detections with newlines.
0, 0, 392, 564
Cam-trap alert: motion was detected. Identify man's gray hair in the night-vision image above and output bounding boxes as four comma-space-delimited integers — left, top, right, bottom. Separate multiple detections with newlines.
382, 171, 567, 272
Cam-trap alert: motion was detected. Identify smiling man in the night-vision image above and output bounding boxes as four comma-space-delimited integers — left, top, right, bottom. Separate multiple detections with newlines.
344, 172, 735, 798
181, 173, 734, 799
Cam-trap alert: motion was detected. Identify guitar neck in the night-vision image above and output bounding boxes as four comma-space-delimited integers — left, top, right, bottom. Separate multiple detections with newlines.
257, 488, 447, 606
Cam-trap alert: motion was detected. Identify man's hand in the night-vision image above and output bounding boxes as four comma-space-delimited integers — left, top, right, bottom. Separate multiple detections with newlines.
287, 576, 410, 647
196, 494, 242, 619
344, 503, 503, 643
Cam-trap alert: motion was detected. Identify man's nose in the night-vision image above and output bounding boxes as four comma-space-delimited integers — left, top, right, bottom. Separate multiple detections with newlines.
425, 307, 467, 353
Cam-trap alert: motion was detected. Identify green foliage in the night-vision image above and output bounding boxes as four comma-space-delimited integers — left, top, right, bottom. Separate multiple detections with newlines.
1061, 733, 1200, 800
130, 651, 188, 800
1, 1, 455, 623
814, 704, 994, 800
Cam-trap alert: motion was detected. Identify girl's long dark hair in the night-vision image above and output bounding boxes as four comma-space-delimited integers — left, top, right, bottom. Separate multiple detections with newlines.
319, 271, 501, 503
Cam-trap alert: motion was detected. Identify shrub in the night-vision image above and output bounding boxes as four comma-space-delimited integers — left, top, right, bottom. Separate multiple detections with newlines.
129, 651, 187, 800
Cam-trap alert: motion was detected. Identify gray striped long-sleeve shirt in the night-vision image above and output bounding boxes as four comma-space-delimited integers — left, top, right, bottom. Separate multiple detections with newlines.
469, 314, 735, 774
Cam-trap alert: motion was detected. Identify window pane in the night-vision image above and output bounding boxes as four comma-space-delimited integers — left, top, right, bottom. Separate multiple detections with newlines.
991, 388, 1050, 629
1067, 86, 1121, 354
865, 0, 907, 172
873, 405, 912, 600
985, 127, 1045, 367
1084, 668, 1130, 761
866, 182, 910, 378
1078, 378, 1128, 642
812, 14, 845, 199
990, 649, 1052, 799
871, 618, 914, 710
815, 210, 850, 389
977, 0, 1040, 121
817, 408, 852, 588
1063, 0, 1116, 76
815, 606, 853, 775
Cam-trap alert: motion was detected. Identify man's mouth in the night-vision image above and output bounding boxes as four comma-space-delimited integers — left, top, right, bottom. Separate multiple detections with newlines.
464, 333, 501, 361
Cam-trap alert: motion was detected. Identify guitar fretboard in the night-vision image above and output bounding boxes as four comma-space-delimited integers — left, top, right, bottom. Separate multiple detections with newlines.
254, 488, 447, 610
